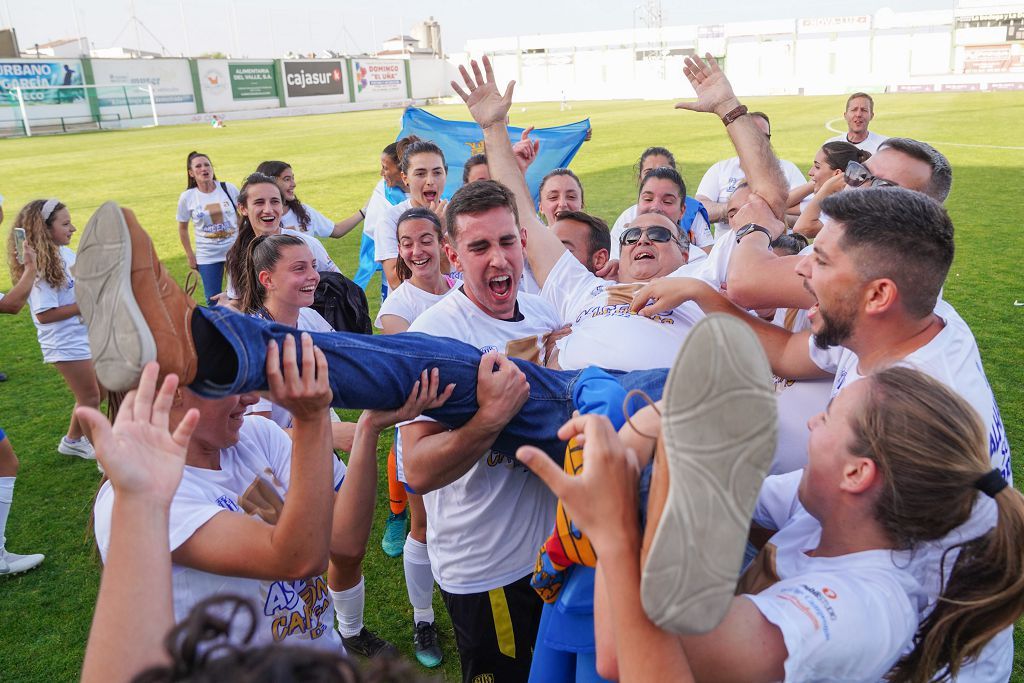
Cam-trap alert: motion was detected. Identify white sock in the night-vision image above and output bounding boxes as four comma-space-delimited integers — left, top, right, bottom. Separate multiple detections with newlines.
403, 535, 435, 624
330, 577, 365, 638
0, 476, 15, 551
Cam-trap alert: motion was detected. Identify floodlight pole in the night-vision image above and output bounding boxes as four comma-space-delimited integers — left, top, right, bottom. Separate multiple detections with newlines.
147, 84, 159, 126
14, 87, 31, 137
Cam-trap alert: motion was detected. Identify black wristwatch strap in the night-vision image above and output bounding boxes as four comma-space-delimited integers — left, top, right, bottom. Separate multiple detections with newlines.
736, 223, 773, 245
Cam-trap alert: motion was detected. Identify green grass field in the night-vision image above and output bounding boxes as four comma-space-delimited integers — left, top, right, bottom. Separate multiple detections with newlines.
0, 92, 1022, 681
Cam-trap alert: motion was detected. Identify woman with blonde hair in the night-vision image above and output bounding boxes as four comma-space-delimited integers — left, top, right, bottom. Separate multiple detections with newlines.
6, 199, 103, 460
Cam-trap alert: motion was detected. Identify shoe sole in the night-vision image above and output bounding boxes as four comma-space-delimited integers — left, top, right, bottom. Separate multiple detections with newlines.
0, 559, 44, 577
640, 314, 777, 635
75, 201, 156, 392
57, 443, 96, 460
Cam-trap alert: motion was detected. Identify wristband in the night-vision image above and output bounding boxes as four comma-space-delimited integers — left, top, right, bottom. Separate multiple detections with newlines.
359, 209, 365, 219
721, 104, 748, 127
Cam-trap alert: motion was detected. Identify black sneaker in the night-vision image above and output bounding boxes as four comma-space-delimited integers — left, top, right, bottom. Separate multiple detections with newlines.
413, 621, 443, 668
342, 627, 398, 658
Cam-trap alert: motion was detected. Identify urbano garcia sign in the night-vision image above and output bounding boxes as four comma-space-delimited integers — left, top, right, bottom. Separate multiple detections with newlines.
283, 61, 345, 98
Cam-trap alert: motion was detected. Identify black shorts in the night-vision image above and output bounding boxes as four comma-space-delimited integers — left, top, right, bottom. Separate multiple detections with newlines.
441, 573, 544, 683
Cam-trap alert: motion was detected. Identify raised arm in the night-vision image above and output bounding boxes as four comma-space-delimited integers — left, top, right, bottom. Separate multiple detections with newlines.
677, 54, 788, 219
452, 57, 566, 288
0, 245, 37, 314
328, 208, 365, 239
172, 334, 336, 581
80, 365, 198, 683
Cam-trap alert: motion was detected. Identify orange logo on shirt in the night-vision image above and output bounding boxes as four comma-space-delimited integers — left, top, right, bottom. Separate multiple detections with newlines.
822, 587, 837, 600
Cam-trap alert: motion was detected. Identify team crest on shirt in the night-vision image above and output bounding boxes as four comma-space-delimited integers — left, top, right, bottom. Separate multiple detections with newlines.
479, 345, 499, 354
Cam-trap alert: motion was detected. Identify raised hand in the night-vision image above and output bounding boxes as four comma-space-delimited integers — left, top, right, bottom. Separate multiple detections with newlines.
265, 333, 332, 421
451, 56, 515, 130
76, 363, 198, 505
363, 368, 455, 432
676, 53, 741, 118
512, 126, 539, 173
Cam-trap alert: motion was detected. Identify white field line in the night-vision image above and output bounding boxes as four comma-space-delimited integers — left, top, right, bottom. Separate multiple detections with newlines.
824, 117, 1024, 151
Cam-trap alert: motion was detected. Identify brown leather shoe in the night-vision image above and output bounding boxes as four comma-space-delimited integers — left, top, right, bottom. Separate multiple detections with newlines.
75, 201, 197, 392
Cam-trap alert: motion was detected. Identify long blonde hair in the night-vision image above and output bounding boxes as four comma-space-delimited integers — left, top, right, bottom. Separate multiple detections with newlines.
7, 199, 67, 288
850, 368, 1024, 683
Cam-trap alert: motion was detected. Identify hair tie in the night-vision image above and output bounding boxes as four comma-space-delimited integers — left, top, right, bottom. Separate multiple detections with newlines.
41, 198, 60, 222
974, 469, 1008, 498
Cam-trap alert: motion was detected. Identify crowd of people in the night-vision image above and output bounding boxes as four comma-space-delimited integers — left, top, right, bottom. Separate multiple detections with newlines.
1, 53, 1020, 683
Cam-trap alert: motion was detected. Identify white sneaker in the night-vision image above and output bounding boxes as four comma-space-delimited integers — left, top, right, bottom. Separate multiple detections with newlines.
58, 436, 96, 460
0, 548, 45, 576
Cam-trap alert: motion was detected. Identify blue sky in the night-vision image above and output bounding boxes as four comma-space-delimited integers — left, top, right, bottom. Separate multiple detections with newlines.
6, 0, 956, 58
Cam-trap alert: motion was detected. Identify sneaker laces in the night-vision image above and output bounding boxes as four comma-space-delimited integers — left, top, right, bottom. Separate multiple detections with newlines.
415, 622, 437, 648
622, 389, 660, 440
184, 270, 199, 299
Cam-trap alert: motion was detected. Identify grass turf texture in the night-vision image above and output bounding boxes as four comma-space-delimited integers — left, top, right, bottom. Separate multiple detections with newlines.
0, 92, 1022, 681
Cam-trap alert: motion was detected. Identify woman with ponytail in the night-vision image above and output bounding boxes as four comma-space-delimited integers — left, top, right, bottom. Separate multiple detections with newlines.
546, 366, 1024, 683
255, 160, 367, 240
790, 141, 872, 238
238, 232, 398, 659
222, 173, 340, 306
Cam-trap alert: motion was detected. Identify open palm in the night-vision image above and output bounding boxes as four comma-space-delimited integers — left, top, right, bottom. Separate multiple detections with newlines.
676, 53, 740, 117
452, 56, 515, 129
77, 364, 197, 505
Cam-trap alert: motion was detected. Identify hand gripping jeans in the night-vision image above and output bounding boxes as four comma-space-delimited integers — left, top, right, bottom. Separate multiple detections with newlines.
192, 305, 669, 461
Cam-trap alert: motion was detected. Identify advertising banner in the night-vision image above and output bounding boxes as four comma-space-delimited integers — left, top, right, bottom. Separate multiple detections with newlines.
90, 58, 195, 109
283, 60, 345, 98
352, 59, 406, 101
229, 63, 277, 99
0, 59, 84, 105
798, 15, 871, 34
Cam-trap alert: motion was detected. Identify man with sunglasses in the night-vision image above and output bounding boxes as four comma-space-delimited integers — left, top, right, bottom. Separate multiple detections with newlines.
456, 64, 708, 373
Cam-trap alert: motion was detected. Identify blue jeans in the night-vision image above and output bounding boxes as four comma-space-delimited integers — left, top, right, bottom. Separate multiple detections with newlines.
196, 261, 225, 305
193, 306, 668, 461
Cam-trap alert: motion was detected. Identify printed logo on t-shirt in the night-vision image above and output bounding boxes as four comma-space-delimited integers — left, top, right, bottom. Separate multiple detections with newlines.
215, 495, 242, 512
263, 576, 332, 642
239, 475, 285, 525
575, 283, 676, 325
775, 584, 839, 639
194, 202, 236, 240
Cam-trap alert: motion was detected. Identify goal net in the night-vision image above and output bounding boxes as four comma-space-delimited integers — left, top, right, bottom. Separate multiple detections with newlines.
0, 83, 159, 137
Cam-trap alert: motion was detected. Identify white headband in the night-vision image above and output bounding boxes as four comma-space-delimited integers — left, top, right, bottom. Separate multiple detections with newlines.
41, 198, 60, 222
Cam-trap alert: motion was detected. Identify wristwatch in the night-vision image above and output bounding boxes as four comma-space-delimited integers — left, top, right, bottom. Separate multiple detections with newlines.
735, 223, 773, 245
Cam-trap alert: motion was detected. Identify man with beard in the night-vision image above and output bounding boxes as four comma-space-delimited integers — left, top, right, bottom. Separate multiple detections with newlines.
628, 54, 1013, 679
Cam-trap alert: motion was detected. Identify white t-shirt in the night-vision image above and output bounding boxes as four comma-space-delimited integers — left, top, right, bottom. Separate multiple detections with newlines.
281, 203, 334, 239
542, 251, 705, 371
28, 246, 90, 363
825, 130, 889, 155
364, 179, 406, 241
176, 183, 240, 264
246, 308, 343, 433
609, 203, 714, 261
770, 308, 833, 475
374, 279, 453, 330
373, 198, 412, 263
808, 298, 1013, 681
93, 417, 347, 653
744, 471, 923, 682
404, 289, 560, 594
696, 157, 807, 234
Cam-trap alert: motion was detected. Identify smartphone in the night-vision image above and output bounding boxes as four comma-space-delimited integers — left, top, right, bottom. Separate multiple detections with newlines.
13, 227, 26, 265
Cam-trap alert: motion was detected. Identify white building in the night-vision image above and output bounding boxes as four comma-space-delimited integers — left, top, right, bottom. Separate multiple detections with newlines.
464, 4, 1024, 101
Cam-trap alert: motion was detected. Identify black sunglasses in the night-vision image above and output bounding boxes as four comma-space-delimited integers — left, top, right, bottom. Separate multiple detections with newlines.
844, 160, 899, 189
619, 225, 678, 246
